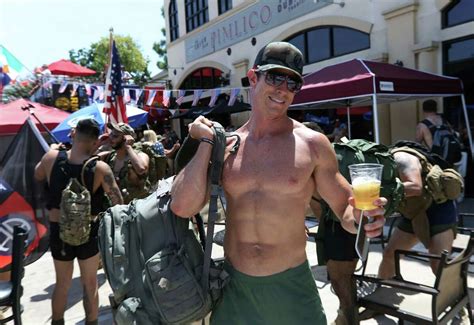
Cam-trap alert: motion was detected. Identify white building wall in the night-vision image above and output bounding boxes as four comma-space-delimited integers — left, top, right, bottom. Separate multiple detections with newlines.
163, 0, 472, 144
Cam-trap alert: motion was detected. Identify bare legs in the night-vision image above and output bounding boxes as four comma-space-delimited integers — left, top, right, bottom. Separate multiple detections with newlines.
52, 254, 100, 322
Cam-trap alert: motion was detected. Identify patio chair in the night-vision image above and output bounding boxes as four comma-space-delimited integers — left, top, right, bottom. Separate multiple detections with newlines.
0, 226, 27, 324
351, 231, 474, 325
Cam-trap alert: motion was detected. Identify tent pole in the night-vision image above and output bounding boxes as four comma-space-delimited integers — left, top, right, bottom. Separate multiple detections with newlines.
461, 94, 474, 160
346, 105, 352, 139
372, 95, 380, 143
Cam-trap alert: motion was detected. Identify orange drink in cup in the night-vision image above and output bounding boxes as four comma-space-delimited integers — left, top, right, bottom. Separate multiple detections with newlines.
348, 164, 383, 210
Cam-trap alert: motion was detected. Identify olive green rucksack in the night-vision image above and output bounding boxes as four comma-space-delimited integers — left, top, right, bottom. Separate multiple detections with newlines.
321, 138, 405, 222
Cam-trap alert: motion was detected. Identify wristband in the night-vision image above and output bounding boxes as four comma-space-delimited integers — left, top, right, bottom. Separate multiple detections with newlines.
200, 137, 215, 146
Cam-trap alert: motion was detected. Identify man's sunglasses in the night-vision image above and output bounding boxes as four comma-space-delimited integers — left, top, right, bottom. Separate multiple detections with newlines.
257, 71, 303, 92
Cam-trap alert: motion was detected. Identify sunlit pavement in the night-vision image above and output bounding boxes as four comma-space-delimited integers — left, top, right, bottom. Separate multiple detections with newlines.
21, 199, 474, 324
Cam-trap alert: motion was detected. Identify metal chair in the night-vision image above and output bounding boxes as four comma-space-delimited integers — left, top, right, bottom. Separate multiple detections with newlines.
352, 231, 474, 324
0, 226, 27, 324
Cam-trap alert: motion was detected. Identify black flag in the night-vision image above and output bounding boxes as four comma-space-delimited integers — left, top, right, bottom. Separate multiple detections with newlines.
0, 118, 50, 269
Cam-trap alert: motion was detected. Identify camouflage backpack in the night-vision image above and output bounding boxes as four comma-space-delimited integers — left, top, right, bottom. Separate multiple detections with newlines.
133, 142, 168, 188
321, 138, 405, 222
59, 155, 98, 246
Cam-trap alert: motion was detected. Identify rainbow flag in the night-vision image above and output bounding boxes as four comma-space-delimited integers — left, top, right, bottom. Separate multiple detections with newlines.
0, 45, 29, 81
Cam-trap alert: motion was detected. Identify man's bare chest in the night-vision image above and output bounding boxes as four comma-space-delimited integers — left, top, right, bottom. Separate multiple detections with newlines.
222, 145, 314, 195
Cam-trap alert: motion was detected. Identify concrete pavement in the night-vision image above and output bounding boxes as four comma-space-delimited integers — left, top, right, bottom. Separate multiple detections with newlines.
19, 202, 474, 324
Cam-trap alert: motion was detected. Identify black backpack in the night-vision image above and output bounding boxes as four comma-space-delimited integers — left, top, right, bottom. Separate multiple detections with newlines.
99, 123, 240, 324
422, 119, 462, 165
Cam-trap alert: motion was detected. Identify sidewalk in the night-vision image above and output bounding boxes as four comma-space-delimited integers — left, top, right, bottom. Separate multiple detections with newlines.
21, 218, 474, 324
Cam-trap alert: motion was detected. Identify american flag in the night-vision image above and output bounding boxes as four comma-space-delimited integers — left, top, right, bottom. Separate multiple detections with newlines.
103, 41, 127, 124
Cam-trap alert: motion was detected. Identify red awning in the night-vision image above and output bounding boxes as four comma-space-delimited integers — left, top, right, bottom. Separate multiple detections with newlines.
48, 59, 96, 77
0, 99, 70, 135
292, 58, 463, 108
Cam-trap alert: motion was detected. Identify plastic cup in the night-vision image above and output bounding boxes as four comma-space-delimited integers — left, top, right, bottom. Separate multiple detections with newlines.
348, 163, 383, 210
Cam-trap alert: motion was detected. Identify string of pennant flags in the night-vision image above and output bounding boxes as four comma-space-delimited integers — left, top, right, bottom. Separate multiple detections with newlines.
41, 76, 250, 109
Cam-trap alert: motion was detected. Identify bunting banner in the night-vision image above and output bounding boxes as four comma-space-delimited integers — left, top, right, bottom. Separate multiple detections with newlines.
228, 88, 240, 106
124, 88, 131, 103
70, 82, 79, 97
176, 89, 186, 106
163, 90, 171, 107
209, 88, 221, 107
147, 90, 157, 106
58, 80, 68, 93
192, 89, 203, 106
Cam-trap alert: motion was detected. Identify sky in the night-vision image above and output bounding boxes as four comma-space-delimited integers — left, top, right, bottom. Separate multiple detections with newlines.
0, 0, 165, 76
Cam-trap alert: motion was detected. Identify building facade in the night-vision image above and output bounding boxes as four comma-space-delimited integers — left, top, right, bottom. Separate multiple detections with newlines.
163, 0, 473, 146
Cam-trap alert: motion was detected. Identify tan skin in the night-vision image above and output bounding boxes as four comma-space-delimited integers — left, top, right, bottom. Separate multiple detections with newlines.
378, 151, 454, 279
416, 111, 443, 149
98, 131, 149, 186
34, 133, 123, 322
171, 67, 386, 276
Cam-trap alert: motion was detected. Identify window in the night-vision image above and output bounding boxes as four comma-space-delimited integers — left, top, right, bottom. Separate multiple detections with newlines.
169, 0, 179, 41
181, 67, 223, 90
185, 0, 209, 32
218, 0, 232, 15
285, 26, 370, 65
442, 0, 474, 28
442, 35, 474, 131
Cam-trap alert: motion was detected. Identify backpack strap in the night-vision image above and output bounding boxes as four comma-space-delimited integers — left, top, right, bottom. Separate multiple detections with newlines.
57, 150, 69, 175
421, 119, 434, 130
390, 146, 432, 176
81, 156, 99, 189
201, 123, 240, 291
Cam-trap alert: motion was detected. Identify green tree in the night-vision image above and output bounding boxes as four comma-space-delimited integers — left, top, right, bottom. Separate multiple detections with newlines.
153, 6, 168, 70
69, 35, 149, 84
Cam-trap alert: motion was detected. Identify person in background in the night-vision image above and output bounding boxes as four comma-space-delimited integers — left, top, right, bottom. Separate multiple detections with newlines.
34, 119, 123, 325
99, 123, 149, 204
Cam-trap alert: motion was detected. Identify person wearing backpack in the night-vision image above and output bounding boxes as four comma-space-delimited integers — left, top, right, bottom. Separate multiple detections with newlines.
34, 118, 123, 325
99, 122, 149, 204
355, 146, 459, 320
416, 99, 462, 165
170, 42, 387, 324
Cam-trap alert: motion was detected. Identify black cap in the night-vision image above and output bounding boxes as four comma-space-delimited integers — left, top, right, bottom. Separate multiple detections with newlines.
253, 42, 304, 82
75, 118, 100, 138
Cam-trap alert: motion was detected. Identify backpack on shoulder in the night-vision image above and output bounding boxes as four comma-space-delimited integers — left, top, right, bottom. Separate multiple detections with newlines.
59, 154, 98, 246
390, 141, 464, 204
99, 123, 239, 324
422, 119, 462, 165
133, 142, 168, 188
326, 138, 405, 218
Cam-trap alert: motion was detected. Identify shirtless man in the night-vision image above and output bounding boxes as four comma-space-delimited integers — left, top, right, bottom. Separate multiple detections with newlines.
416, 99, 443, 149
35, 118, 123, 325
170, 42, 386, 324
378, 150, 457, 280
99, 123, 149, 203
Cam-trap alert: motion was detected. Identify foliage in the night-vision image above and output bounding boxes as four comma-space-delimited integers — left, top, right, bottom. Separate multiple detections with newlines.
69, 35, 149, 84
153, 6, 168, 70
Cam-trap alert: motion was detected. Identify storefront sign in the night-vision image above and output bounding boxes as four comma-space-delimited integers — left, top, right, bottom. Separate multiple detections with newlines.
185, 0, 330, 63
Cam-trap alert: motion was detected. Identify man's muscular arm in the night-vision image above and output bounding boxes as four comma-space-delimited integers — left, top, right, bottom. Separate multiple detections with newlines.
99, 162, 123, 205
170, 116, 214, 218
393, 152, 423, 197
124, 135, 149, 175
416, 123, 432, 149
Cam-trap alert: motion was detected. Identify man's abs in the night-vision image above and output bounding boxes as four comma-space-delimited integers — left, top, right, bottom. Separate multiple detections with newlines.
223, 198, 308, 276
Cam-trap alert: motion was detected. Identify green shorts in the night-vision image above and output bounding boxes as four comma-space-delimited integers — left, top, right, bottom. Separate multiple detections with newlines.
210, 260, 327, 325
